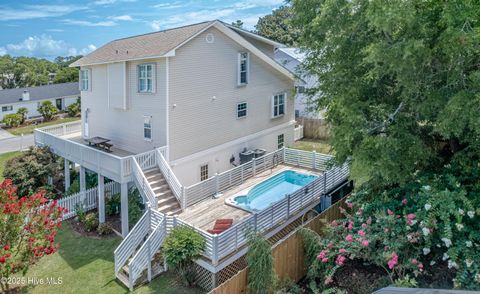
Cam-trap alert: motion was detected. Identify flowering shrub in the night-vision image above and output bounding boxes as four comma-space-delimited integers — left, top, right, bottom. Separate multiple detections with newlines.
0, 179, 65, 291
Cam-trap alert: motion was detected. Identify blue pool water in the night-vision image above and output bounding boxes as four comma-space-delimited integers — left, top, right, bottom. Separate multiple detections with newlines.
229, 170, 317, 212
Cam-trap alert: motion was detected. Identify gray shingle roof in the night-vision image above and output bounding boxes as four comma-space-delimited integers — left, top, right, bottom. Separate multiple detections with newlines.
0, 82, 79, 105
71, 21, 214, 67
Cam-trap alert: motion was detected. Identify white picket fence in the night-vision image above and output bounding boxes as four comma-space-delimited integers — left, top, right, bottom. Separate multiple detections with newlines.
294, 125, 304, 141
57, 181, 120, 220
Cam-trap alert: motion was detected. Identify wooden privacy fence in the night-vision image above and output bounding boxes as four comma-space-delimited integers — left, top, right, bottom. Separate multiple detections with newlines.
209, 199, 346, 294
296, 117, 330, 140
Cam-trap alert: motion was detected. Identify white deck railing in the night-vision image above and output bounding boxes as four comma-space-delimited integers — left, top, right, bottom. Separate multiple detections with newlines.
34, 122, 132, 183
294, 125, 304, 141
131, 158, 158, 210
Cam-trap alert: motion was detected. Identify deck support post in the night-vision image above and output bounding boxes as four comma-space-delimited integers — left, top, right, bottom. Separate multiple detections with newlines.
312, 151, 317, 170
98, 174, 105, 224
64, 158, 70, 192
252, 160, 256, 176
80, 166, 86, 207
121, 182, 129, 237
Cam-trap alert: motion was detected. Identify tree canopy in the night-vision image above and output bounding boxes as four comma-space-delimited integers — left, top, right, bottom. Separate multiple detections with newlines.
291, 0, 480, 187
255, 5, 301, 46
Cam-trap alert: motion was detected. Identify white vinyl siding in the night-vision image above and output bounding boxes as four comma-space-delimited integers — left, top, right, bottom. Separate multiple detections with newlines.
238, 52, 249, 85
200, 164, 209, 181
80, 69, 90, 91
237, 102, 247, 118
277, 133, 284, 149
2, 106, 13, 112
143, 116, 152, 141
272, 93, 286, 118
138, 63, 155, 93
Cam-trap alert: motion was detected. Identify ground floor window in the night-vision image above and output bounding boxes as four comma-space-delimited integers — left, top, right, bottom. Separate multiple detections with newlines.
277, 134, 284, 149
200, 164, 209, 181
2, 105, 13, 112
143, 116, 152, 141
237, 102, 247, 118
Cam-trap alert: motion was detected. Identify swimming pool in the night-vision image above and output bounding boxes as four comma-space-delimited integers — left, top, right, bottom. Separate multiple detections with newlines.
225, 170, 318, 212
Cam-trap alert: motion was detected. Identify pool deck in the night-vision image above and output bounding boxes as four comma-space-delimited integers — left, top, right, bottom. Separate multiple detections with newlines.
177, 164, 323, 231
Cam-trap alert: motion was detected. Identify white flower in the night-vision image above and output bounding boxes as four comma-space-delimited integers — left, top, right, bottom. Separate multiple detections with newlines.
425, 203, 432, 211
442, 238, 452, 248
466, 241, 473, 247
466, 259, 474, 268
422, 227, 430, 236
430, 261, 436, 266
423, 248, 431, 255
467, 211, 475, 218
423, 185, 431, 191
443, 253, 449, 261
448, 260, 458, 269
458, 209, 464, 215
456, 223, 464, 231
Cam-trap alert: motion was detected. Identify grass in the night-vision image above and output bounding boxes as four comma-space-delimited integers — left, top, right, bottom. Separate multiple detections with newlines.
18, 223, 204, 294
292, 138, 332, 154
0, 151, 21, 181
5, 117, 80, 136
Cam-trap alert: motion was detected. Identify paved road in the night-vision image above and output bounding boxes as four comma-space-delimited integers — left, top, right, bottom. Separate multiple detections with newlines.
0, 128, 15, 140
0, 134, 35, 154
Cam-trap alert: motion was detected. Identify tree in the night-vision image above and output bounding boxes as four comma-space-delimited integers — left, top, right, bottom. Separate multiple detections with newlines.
0, 179, 65, 292
246, 232, 276, 293
16, 107, 28, 124
54, 67, 79, 84
3, 147, 60, 198
1, 114, 22, 128
291, 0, 480, 187
255, 5, 301, 46
37, 100, 58, 121
66, 97, 81, 117
231, 20, 244, 28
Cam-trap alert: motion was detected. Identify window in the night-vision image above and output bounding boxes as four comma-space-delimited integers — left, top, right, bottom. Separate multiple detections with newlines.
80, 69, 90, 91
272, 93, 286, 118
143, 116, 152, 141
200, 164, 209, 181
237, 102, 247, 118
2, 106, 13, 112
138, 64, 154, 93
238, 52, 249, 85
296, 86, 306, 94
277, 134, 284, 149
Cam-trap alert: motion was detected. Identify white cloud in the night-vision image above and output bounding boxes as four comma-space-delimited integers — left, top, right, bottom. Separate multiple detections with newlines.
63, 19, 117, 27
46, 29, 65, 32
152, 1, 187, 9
150, 8, 235, 30
0, 4, 85, 21
0, 35, 96, 59
109, 15, 133, 21
93, 0, 137, 5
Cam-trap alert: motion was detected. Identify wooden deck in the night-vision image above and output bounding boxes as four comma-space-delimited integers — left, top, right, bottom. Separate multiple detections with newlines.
177, 164, 323, 231
63, 132, 134, 157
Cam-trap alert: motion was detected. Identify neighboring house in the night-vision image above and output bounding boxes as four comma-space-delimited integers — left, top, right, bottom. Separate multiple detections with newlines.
275, 48, 322, 118
0, 82, 79, 121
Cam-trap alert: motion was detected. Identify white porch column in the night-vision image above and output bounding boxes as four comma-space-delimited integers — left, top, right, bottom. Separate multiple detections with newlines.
80, 166, 86, 206
121, 182, 129, 237
64, 158, 70, 192
98, 174, 105, 224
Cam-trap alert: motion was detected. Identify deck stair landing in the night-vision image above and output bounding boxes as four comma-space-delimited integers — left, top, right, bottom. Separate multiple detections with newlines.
144, 168, 182, 215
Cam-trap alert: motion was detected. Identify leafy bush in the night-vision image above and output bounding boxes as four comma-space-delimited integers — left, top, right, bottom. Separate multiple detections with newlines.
97, 222, 113, 235
75, 204, 86, 223
16, 107, 28, 124
128, 188, 144, 227
83, 213, 99, 232
247, 232, 276, 294
67, 98, 81, 117
105, 193, 121, 216
2, 113, 23, 128
37, 100, 58, 121
163, 227, 205, 286
64, 170, 98, 196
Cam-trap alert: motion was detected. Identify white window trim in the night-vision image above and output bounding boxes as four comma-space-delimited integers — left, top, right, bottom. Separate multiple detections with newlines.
237, 52, 249, 86
79, 68, 91, 92
200, 163, 209, 181
277, 133, 285, 149
271, 92, 287, 118
236, 102, 248, 119
143, 115, 153, 141
2, 105, 13, 112
137, 63, 156, 94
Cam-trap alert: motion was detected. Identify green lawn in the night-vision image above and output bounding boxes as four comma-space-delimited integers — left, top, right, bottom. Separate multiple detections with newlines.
18, 224, 204, 294
292, 138, 332, 154
5, 117, 80, 136
0, 151, 21, 181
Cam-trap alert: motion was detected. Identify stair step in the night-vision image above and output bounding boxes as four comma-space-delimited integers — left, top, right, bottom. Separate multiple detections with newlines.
155, 190, 173, 198
158, 202, 181, 213
144, 169, 160, 177
157, 196, 177, 206
165, 207, 182, 216
116, 271, 130, 288
150, 179, 167, 188
146, 174, 164, 181
152, 184, 170, 193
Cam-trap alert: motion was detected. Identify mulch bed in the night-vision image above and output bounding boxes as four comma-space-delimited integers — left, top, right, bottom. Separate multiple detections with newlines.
67, 213, 119, 239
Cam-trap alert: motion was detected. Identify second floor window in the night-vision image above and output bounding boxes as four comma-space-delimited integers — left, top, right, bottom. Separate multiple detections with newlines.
143, 116, 152, 141
237, 102, 247, 118
238, 52, 249, 85
80, 69, 90, 91
138, 64, 154, 93
272, 93, 286, 118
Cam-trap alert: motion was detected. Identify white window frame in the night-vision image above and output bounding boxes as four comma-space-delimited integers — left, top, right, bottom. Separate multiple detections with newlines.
277, 134, 285, 149
237, 52, 249, 86
200, 164, 209, 181
272, 93, 286, 118
1, 105, 13, 112
143, 115, 152, 141
236, 102, 248, 119
137, 63, 155, 93
80, 68, 90, 91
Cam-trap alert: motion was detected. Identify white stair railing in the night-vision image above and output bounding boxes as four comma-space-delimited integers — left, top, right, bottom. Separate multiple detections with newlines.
155, 149, 184, 209
131, 157, 158, 210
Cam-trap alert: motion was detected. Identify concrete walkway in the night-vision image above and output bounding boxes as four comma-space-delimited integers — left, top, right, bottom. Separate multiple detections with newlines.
0, 128, 15, 140
0, 134, 34, 154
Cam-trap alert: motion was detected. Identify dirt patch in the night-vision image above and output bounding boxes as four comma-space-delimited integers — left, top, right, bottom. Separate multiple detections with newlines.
66, 217, 116, 240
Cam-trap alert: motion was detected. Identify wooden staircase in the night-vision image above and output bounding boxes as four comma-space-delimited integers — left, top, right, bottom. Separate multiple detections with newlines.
144, 168, 182, 215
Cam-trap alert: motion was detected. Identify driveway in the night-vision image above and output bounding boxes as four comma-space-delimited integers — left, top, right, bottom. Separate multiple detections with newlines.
0, 128, 15, 140
0, 134, 34, 154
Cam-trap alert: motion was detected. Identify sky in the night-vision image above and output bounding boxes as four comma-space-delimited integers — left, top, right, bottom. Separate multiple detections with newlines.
0, 0, 285, 59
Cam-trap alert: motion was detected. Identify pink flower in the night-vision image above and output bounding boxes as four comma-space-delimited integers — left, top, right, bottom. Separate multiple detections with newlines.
347, 221, 354, 230
321, 257, 329, 263
387, 209, 394, 216
407, 213, 416, 220
327, 242, 333, 249
388, 252, 398, 269
366, 217, 372, 225
336, 255, 346, 266
384, 228, 389, 233
411, 259, 418, 264
345, 234, 353, 242
361, 239, 369, 247
358, 230, 365, 237
402, 198, 408, 205
347, 202, 353, 209
331, 220, 338, 227
317, 250, 327, 260
339, 248, 347, 254
324, 276, 333, 285
361, 223, 367, 229
418, 263, 424, 270
384, 246, 389, 252
356, 208, 363, 215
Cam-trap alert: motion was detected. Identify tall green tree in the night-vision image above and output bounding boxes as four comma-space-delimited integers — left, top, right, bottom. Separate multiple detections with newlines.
255, 5, 301, 46
231, 20, 244, 28
292, 0, 480, 187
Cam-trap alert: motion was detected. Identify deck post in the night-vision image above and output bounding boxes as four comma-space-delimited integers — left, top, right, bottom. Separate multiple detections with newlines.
64, 158, 70, 192
215, 173, 219, 195
80, 166, 86, 207
121, 182, 129, 237
286, 194, 290, 219
213, 235, 219, 265
252, 160, 256, 176
98, 174, 105, 224
312, 151, 317, 170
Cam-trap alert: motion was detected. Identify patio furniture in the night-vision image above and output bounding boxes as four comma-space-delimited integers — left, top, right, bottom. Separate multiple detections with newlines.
207, 218, 233, 234
85, 136, 112, 152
